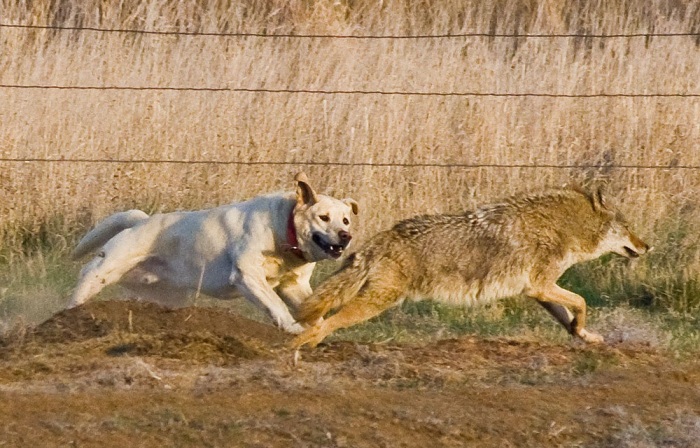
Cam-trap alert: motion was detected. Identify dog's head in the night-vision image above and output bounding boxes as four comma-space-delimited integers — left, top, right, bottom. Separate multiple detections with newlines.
292, 172, 358, 261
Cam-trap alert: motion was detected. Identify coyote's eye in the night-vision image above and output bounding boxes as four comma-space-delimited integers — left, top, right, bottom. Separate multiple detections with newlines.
343, 218, 349, 225
319, 215, 330, 222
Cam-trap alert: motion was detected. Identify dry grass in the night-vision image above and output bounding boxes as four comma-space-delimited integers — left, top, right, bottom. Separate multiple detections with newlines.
0, 0, 699, 316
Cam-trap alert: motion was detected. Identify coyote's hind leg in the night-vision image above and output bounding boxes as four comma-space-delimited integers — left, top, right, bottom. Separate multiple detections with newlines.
292, 265, 407, 348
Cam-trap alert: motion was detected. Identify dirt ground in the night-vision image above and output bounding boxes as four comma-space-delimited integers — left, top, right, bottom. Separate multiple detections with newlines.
0, 301, 698, 448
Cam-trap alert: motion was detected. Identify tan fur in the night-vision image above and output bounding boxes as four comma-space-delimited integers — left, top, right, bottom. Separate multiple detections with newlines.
293, 187, 650, 348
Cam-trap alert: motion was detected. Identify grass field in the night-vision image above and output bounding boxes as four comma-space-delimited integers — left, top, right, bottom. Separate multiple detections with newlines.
1, 5, 699, 445
0, 0, 699, 336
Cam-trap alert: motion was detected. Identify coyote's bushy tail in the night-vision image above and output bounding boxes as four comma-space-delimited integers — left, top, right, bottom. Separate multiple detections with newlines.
71, 210, 149, 259
296, 251, 373, 324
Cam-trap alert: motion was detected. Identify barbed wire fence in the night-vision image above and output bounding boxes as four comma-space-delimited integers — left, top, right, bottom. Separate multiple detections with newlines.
3, 22, 700, 38
1, 22, 699, 171
0, 158, 698, 170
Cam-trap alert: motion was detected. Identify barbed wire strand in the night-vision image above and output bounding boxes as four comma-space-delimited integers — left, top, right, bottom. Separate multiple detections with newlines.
0, 158, 697, 170
1, 84, 699, 98
1, 23, 699, 39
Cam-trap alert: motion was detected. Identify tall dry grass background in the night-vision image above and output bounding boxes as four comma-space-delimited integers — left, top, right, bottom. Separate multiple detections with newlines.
1, 0, 699, 325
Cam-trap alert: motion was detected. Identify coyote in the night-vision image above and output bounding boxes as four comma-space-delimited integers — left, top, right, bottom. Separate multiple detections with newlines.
69, 173, 358, 334
293, 187, 649, 348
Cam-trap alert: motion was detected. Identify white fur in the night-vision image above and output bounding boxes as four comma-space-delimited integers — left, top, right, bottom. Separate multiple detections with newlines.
68, 176, 358, 334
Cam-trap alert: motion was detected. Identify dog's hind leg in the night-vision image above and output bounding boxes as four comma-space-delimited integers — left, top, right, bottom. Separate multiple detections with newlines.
68, 228, 152, 308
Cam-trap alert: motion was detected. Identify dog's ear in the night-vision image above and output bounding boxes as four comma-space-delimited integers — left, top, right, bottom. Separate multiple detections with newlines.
295, 172, 318, 206
343, 198, 359, 215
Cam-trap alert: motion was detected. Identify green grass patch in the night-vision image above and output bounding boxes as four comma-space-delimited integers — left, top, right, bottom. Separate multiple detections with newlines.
559, 254, 700, 313
330, 298, 571, 346
1, 245, 698, 356
329, 298, 700, 355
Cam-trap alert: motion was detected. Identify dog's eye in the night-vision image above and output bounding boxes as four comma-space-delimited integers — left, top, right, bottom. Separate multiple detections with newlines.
319, 215, 330, 222
343, 218, 349, 225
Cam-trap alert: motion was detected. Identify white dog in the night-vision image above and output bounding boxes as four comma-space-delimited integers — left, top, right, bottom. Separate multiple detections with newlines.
69, 172, 358, 333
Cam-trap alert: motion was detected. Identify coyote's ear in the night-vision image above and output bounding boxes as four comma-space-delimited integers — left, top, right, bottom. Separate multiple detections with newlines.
592, 187, 607, 211
343, 198, 359, 215
295, 172, 318, 206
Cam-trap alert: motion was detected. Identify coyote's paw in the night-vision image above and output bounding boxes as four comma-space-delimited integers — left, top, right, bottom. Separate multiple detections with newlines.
578, 328, 604, 344
290, 327, 322, 349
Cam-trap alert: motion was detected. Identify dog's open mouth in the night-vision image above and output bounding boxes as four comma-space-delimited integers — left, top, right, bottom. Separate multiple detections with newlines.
624, 246, 640, 258
312, 234, 346, 259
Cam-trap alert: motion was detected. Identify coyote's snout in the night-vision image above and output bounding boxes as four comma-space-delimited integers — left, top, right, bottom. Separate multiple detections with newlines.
292, 187, 649, 348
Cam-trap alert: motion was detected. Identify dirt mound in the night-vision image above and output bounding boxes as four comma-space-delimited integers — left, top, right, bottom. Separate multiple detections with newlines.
0, 301, 291, 367
31, 300, 289, 345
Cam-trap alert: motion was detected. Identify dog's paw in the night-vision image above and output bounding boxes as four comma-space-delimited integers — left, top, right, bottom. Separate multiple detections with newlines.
284, 321, 306, 334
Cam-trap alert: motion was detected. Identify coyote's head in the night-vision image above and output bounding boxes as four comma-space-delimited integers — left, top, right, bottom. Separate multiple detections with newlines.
591, 189, 650, 259
291, 172, 359, 261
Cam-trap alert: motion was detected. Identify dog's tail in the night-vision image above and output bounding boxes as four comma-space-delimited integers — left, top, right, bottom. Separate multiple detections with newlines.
296, 250, 374, 324
72, 210, 149, 259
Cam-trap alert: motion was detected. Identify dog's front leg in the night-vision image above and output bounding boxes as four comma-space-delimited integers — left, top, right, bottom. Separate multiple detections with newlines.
229, 265, 305, 334
276, 264, 314, 319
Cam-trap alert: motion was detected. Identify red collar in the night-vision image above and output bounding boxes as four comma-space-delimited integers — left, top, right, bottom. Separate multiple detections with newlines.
286, 211, 306, 261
